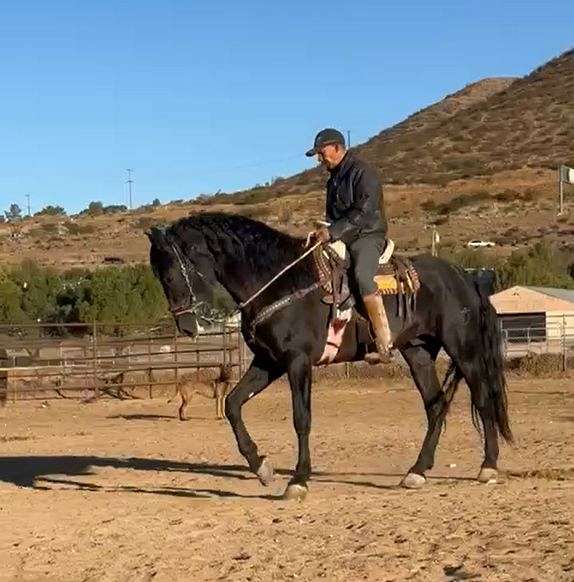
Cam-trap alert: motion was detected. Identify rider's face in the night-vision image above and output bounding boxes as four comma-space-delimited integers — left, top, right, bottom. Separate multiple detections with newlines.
317, 143, 345, 169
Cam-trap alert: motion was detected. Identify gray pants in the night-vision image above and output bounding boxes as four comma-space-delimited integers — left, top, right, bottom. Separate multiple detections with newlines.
347, 234, 386, 296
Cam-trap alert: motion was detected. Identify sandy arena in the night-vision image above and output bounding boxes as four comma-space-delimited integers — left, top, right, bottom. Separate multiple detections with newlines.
1, 376, 573, 581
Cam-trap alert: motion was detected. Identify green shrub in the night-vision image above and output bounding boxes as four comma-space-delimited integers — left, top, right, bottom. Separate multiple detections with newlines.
35, 205, 66, 216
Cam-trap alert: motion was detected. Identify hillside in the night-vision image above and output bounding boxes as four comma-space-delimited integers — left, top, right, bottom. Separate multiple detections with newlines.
1, 49, 573, 270
232, 48, 572, 202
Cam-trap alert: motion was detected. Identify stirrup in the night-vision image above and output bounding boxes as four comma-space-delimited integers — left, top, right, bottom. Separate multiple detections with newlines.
364, 342, 393, 365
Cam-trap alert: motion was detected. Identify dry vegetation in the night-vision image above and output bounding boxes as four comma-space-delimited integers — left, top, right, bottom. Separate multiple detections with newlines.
1, 50, 572, 270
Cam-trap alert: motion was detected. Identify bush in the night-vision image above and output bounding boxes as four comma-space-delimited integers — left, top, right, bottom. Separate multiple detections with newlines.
65, 222, 96, 235
133, 216, 161, 231
506, 352, 571, 377
103, 205, 127, 215
0, 262, 169, 333
35, 205, 66, 216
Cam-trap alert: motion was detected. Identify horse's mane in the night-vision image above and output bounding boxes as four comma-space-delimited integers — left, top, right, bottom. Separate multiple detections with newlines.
170, 212, 314, 288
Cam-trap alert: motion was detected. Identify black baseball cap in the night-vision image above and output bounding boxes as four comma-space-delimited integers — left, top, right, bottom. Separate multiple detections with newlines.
305, 128, 346, 157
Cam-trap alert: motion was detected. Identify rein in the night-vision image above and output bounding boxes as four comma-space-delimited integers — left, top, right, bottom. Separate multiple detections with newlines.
170, 236, 324, 332
238, 241, 322, 310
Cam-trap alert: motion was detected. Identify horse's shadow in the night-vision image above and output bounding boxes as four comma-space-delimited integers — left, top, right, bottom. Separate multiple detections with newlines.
0, 455, 473, 499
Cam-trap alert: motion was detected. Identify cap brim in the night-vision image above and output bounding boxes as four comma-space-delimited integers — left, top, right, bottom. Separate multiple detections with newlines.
305, 148, 317, 157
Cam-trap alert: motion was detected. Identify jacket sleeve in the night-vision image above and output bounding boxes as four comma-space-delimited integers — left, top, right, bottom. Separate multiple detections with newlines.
328, 166, 385, 241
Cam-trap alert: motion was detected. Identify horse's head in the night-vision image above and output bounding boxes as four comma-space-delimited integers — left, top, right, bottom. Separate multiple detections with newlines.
147, 225, 217, 337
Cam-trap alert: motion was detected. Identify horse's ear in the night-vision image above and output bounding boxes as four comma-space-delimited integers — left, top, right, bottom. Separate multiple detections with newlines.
146, 226, 166, 246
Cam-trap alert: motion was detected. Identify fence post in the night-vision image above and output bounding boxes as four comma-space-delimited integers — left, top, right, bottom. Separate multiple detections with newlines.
92, 321, 99, 400
148, 336, 153, 399
174, 321, 179, 390
238, 330, 244, 378
562, 322, 567, 373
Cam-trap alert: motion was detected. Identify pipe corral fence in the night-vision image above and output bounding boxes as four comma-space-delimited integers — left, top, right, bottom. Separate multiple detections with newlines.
0, 321, 250, 402
0, 315, 572, 404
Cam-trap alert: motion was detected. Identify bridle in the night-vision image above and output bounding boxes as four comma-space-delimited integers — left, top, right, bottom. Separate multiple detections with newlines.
169, 242, 206, 318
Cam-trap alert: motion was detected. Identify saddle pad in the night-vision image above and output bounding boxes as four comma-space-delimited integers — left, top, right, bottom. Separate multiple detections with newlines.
374, 274, 399, 295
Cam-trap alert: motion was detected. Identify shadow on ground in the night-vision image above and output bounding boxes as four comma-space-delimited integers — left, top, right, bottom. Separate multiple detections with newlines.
0, 455, 497, 499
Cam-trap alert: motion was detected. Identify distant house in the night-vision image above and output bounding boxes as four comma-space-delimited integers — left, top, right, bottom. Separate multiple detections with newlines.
490, 286, 574, 344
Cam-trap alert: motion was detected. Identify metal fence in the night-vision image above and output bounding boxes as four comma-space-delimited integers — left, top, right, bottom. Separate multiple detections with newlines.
1, 317, 572, 403
0, 321, 249, 402
500, 317, 574, 372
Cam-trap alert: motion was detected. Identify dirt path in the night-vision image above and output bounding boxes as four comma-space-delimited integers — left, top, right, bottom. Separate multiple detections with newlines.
1, 377, 573, 581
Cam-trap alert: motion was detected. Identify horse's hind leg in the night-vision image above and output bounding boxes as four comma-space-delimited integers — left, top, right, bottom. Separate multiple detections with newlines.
400, 340, 450, 489
447, 353, 500, 482
225, 358, 283, 484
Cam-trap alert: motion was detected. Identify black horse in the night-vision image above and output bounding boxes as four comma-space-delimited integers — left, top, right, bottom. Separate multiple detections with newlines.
148, 213, 512, 500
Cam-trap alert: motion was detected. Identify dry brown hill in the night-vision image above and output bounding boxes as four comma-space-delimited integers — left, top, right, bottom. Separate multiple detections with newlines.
230, 48, 572, 202
1, 50, 573, 269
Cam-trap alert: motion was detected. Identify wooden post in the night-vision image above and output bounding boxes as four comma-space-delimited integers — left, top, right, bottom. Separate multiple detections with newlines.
562, 317, 567, 373
92, 321, 99, 399
222, 324, 227, 366
173, 321, 179, 390
148, 336, 153, 399
238, 331, 244, 378
558, 165, 564, 215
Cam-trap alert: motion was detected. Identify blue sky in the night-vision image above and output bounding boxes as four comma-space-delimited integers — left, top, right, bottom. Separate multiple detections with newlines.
0, 1, 572, 214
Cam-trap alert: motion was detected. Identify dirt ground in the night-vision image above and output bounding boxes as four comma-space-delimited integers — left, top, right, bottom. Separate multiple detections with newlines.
0, 376, 573, 582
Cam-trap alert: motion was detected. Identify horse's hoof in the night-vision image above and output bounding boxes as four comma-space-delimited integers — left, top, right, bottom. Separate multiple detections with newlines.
282, 483, 308, 501
477, 467, 498, 484
401, 472, 426, 489
256, 457, 274, 486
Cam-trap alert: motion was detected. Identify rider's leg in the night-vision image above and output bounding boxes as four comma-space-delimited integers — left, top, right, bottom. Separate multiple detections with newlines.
348, 235, 392, 362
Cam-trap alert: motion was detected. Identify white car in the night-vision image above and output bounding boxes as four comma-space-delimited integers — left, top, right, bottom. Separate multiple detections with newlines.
467, 240, 495, 248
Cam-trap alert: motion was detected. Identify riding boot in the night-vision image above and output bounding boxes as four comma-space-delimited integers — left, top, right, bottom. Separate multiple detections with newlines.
362, 292, 393, 364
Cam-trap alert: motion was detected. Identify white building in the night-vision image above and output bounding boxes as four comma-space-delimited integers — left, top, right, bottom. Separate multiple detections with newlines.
489, 286, 574, 346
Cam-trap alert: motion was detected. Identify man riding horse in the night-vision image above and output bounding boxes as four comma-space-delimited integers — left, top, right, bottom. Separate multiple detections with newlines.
306, 128, 392, 362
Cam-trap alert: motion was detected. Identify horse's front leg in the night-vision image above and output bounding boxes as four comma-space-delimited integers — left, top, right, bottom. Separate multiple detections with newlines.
283, 352, 313, 501
225, 358, 283, 484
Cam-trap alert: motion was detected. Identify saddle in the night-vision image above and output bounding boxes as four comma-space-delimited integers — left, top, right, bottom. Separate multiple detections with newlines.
312, 239, 421, 320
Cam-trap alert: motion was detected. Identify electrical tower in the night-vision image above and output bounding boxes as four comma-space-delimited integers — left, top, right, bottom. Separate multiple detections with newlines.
126, 168, 134, 209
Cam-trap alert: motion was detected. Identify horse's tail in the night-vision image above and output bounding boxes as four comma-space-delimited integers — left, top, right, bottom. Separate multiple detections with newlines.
474, 284, 513, 443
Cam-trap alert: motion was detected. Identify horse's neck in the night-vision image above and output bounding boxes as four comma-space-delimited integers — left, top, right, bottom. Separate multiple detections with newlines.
213, 243, 310, 309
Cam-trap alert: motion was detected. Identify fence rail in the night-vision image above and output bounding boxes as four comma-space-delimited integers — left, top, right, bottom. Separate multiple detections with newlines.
0, 321, 249, 402
1, 319, 571, 403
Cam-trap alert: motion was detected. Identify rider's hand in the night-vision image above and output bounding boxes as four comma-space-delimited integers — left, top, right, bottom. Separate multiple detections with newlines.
306, 227, 331, 247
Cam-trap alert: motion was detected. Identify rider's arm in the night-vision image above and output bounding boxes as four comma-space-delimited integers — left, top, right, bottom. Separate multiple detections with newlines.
328, 165, 383, 242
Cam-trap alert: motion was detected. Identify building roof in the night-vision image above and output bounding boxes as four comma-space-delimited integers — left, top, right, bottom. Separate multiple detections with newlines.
526, 287, 574, 303
490, 285, 574, 314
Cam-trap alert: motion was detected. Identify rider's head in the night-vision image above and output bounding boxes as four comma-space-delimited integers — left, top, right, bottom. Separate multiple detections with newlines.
306, 128, 346, 170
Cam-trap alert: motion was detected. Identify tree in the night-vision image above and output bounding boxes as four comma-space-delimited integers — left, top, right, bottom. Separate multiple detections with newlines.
35, 205, 66, 216
152, 198, 161, 207
86, 201, 104, 216
5, 203, 22, 221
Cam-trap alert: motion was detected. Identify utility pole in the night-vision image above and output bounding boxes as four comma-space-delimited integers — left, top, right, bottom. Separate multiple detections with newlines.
25, 194, 31, 217
430, 225, 440, 257
558, 166, 566, 216
347, 130, 351, 148
126, 168, 134, 210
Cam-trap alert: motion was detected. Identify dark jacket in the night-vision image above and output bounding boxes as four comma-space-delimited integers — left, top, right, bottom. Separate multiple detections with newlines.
326, 152, 387, 244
